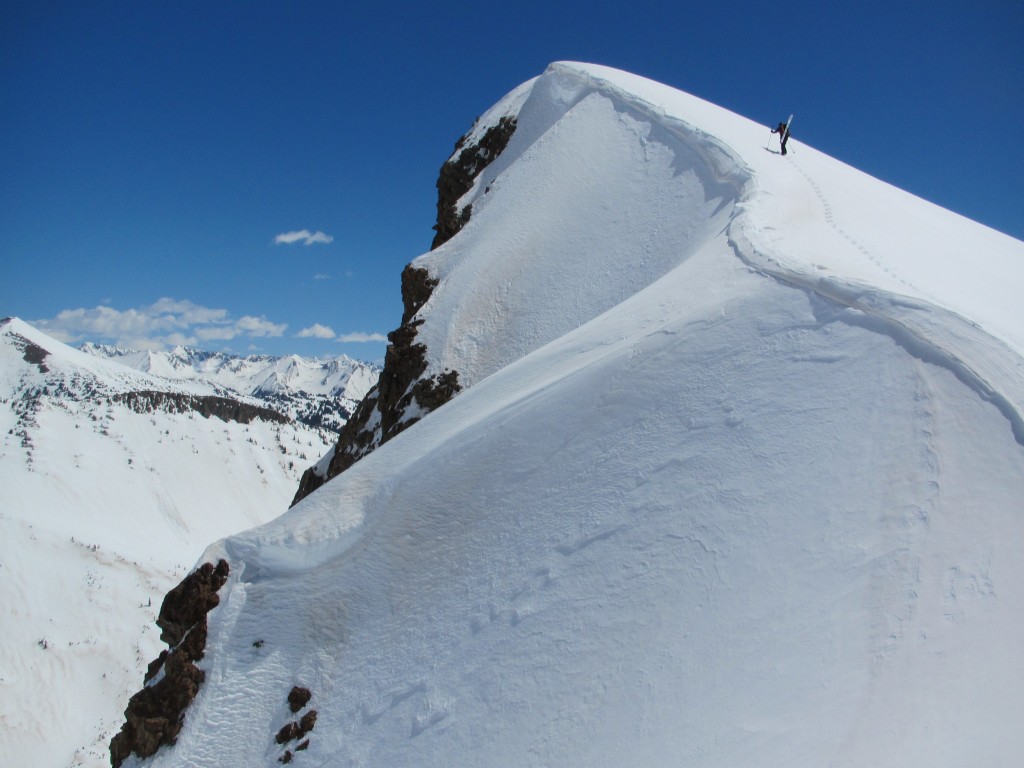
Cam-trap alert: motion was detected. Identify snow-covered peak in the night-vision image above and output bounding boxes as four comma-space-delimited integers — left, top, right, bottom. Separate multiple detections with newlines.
81, 341, 378, 402
113, 64, 1024, 767
3, 317, 214, 399
412, 62, 1023, 392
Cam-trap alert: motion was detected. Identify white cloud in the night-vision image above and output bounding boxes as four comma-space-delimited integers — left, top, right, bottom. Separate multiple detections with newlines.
297, 323, 336, 339
33, 299, 288, 350
194, 325, 239, 341
313, 273, 331, 280
274, 229, 334, 246
149, 297, 229, 325
235, 315, 287, 337
337, 331, 388, 343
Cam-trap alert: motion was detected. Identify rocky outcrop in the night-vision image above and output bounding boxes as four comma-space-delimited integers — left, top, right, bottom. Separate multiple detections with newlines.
431, 115, 517, 249
275, 710, 317, 745
292, 266, 461, 503
111, 390, 290, 425
110, 560, 230, 768
5, 329, 51, 373
21, 340, 51, 372
276, 687, 316, 764
288, 686, 312, 713
291, 114, 517, 506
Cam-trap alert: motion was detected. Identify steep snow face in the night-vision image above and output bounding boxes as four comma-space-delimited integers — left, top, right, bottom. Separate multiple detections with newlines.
415, 64, 746, 388
415, 63, 1023, 394
130, 63, 1024, 767
0, 319, 335, 768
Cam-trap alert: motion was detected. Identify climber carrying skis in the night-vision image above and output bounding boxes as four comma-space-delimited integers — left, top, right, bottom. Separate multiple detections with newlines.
771, 119, 791, 155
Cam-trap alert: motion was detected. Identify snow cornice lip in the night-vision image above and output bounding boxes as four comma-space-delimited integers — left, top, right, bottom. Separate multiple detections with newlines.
542, 62, 755, 197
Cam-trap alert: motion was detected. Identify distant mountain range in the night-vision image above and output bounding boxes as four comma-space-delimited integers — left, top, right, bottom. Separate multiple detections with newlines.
79, 342, 379, 433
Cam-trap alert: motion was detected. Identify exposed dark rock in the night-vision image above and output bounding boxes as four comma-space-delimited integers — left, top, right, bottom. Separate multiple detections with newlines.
275, 709, 317, 744
22, 340, 50, 372
276, 733, 311, 761
300, 710, 317, 733
291, 458, 331, 505
275, 723, 300, 744
412, 368, 461, 413
6, 331, 51, 373
111, 391, 290, 425
156, 559, 230, 647
291, 113, 517, 507
143, 651, 168, 684
275, 691, 317, 762
288, 686, 312, 713
110, 560, 230, 768
432, 115, 518, 249
291, 267, 459, 505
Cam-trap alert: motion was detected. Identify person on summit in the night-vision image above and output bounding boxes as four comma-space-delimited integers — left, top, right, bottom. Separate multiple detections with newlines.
771, 121, 791, 155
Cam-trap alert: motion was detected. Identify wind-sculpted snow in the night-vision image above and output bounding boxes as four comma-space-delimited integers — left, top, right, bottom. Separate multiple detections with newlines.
125, 63, 1024, 767
413, 63, 751, 389
731, 223, 1024, 447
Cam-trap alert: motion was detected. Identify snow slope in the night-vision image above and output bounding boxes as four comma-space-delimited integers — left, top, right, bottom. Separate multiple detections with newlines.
0, 319, 336, 767
130, 63, 1024, 767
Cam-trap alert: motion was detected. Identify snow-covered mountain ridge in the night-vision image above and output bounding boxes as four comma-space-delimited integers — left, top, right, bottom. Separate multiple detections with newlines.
413, 63, 1023, 400
80, 342, 379, 433
0, 317, 347, 767
117, 62, 1024, 767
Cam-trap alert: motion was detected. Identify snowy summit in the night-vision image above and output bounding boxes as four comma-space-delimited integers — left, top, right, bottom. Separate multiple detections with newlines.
112, 63, 1024, 767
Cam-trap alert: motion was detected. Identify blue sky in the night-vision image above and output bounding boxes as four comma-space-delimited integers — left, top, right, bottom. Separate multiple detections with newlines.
2, 0, 1021, 363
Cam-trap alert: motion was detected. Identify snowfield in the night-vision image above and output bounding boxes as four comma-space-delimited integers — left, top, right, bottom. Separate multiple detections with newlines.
100, 62, 1024, 766
0, 319, 341, 767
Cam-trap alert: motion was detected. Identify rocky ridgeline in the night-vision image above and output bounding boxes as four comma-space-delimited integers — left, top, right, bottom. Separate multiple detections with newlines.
108, 111, 519, 766
78, 343, 379, 436
291, 115, 517, 505
431, 115, 518, 249
110, 558, 323, 768
111, 390, 290, 425
110, 560, 230, 767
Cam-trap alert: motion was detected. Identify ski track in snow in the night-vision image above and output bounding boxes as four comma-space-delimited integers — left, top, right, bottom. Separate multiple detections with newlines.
788, 156, 920, 295
730, 145, 1024, 448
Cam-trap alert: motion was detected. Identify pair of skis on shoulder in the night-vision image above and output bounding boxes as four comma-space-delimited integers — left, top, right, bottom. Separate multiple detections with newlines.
769, 114, 793, 153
